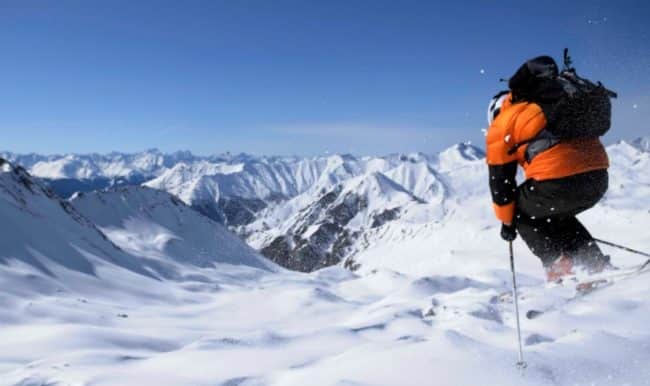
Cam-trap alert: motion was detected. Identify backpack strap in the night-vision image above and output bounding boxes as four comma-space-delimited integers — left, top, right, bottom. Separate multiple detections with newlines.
507, 129, 560, 163
507, 139, 534, 156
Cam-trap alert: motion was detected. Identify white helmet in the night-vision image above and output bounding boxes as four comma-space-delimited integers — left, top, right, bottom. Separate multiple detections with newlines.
487, 90, 509, 126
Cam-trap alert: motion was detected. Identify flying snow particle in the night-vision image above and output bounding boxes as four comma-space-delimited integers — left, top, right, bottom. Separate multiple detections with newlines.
633, 104, 638, 109
480, 69, 486, 75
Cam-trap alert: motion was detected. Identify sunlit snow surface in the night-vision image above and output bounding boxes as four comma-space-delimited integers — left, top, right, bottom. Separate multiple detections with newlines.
1, 141, 650, 386
2, 263, 650, 386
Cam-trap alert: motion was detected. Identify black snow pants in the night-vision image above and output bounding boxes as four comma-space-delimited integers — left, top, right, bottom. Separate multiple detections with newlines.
514, 169, 609, 268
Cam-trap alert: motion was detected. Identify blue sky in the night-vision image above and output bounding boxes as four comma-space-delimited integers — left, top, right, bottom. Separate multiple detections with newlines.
1, 0, 648, 156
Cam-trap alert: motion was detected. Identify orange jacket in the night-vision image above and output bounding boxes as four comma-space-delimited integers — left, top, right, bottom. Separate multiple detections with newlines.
486, 93, 609, 224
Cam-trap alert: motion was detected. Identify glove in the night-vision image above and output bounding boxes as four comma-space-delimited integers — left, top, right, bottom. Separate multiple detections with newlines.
500, 223, 517, 241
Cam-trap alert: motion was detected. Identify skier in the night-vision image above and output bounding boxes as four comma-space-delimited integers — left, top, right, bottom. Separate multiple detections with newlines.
486, 54, 613, 282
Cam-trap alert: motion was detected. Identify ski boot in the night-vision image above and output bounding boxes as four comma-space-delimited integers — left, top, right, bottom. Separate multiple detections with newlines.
545, 254, 574, 283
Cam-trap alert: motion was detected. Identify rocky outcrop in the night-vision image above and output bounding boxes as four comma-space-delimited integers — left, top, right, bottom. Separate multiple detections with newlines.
259, 187, 371, 272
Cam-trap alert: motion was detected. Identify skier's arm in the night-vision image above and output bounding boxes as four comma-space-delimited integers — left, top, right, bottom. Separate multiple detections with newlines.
488, 162, 517, 224
486, 123, 518, 225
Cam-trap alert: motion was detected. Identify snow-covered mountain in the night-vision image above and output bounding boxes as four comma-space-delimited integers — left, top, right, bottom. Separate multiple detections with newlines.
142, 156, 332, 225
70, 186, 273, 272
4, 139, 648, 274
0, 149, 202, 180
630, 136, 650, 152
234, 142, 489, 272
2, 144, 486, 273
0, 157, 274, 298
243, 159, 452, 272
601, 139, 650, 210
0, 149, 232, 205
0, 158, 150, 283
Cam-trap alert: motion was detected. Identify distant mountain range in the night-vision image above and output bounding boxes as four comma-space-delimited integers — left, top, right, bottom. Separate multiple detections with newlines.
2, 138, 648, 272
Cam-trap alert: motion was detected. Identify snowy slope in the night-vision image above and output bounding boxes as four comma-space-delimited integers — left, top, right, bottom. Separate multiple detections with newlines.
605, 140, 650, 210
0, 158, 151, 283
0, 157, 275, 300
70, 186, 273, 272
1, 141, 649, 386
2, 258, 650, 386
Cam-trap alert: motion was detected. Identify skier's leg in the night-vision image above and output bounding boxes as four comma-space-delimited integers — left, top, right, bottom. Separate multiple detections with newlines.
515, 169, 609, 271
514, 177, 563, 266
517, 169, 608, 220
515, 212, 560, 267
558, 216, 609, 270
528, 169, 609, 270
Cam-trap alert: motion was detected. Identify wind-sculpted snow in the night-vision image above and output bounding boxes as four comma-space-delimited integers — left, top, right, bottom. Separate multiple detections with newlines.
3, 261, 650, 385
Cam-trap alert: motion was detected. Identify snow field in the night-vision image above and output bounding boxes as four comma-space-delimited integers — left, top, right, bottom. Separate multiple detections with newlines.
3, 248, 650, 386
1, 140, 649, 385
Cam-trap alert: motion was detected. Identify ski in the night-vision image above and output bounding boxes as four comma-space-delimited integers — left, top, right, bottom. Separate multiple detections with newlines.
526, 260, 650, 319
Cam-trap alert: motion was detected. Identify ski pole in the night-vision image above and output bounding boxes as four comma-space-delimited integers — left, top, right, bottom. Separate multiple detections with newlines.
594, 238, 650, 259
509, 241, 527, 370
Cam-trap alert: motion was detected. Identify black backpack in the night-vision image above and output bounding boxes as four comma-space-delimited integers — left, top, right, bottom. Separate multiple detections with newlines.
507, 49, 617, 161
